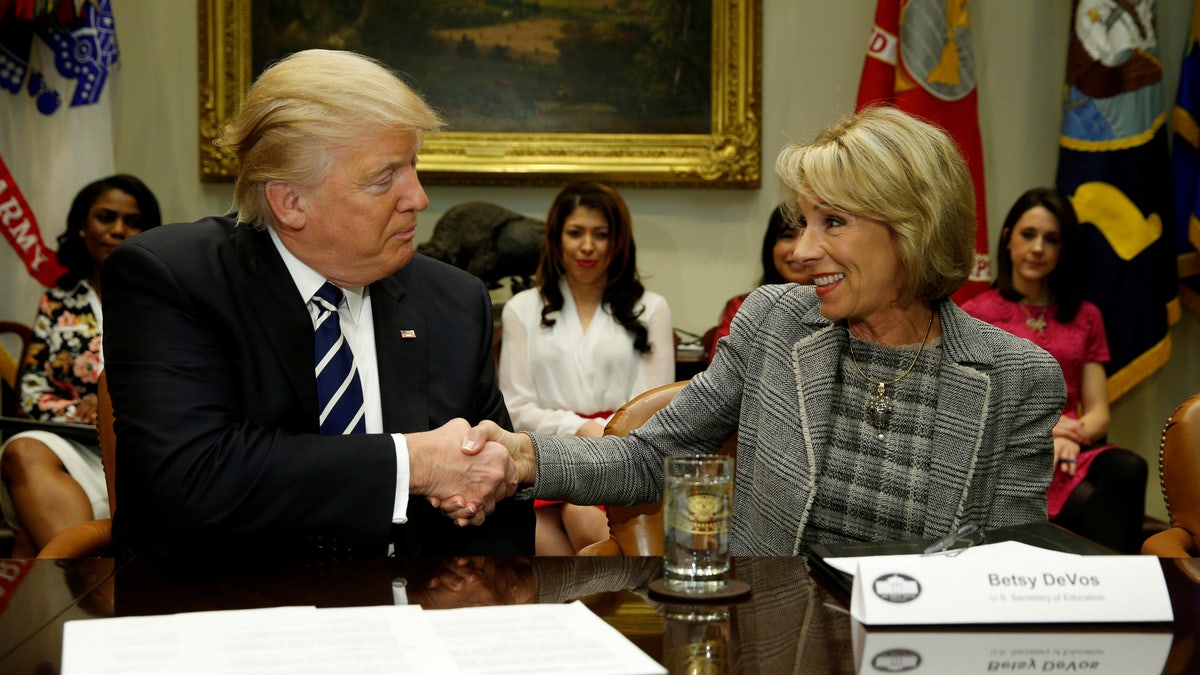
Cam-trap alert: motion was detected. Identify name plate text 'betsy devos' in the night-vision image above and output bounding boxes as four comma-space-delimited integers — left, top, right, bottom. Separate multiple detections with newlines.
850, 551, 1172, 626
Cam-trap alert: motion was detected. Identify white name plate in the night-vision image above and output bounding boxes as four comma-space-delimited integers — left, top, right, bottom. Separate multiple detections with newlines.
851, 555, 1173, 625
852, 627, 1172, 674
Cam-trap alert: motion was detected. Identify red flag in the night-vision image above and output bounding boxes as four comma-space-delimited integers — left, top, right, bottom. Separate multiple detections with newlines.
857, 0, 990, 303
0, 154, 67, 286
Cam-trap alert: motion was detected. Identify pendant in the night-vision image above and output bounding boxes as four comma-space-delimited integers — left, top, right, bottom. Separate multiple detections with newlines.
1025, 315, 1046, 333
865, 382, 892, 439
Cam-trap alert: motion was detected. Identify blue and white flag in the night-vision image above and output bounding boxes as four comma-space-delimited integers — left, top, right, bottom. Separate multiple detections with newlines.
0, 0, 119, 324
1056, 0, 1178, 401
1172, 0, 1200, 316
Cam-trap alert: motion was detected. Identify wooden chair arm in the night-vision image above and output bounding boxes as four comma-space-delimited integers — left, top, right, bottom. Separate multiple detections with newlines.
576, 503, 665, 557
1141, 526, 1200, 558
36, 518, 113, 558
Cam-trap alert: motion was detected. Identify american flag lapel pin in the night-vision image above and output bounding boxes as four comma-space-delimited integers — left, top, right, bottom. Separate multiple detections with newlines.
400, 329, 417, 339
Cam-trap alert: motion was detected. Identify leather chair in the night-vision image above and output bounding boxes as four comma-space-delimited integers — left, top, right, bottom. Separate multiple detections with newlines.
36, 371, 115, 558
1141, 392, 1200, 557
576, 380, 736, 556
0, 320, 32, 418
0, 321, 32, 554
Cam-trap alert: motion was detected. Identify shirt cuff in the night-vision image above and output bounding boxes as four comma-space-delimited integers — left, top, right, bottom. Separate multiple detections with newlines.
391, 433, 410, 524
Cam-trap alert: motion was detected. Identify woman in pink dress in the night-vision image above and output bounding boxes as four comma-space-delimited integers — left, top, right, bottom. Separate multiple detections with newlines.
961, 187, 1146, 553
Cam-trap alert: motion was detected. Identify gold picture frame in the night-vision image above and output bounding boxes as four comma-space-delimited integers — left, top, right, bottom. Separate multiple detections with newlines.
198, 0, 761, 188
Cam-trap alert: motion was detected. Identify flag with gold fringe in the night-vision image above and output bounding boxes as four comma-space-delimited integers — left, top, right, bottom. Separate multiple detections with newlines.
1171, 0, 1200, 317
857, 0, 990, 304
1057, 0, 1178, 402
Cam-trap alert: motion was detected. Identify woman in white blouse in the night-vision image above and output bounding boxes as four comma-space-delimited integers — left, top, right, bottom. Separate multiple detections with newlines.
499, 181, 674, 555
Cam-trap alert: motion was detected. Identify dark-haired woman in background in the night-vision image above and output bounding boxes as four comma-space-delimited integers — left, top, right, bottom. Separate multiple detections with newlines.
961, 187, 1146, 553
499, 181, 673, 555
706, 205, 813, 364
0, 175, 162, 557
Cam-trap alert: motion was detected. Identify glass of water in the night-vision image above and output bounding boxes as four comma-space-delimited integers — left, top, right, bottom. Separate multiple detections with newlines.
663, 454, 733, 593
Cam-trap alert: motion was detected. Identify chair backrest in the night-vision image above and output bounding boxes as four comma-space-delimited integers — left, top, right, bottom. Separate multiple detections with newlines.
0, 321, 32, 418
1160, 392, 1200, 535
97, 370, 116, 512
577, 380, 737, 556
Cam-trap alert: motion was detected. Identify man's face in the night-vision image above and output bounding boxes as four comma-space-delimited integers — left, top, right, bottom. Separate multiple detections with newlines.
287, 130, 429, 287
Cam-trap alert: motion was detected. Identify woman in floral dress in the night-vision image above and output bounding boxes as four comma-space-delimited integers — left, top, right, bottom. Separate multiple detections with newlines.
0, 175, 161, 556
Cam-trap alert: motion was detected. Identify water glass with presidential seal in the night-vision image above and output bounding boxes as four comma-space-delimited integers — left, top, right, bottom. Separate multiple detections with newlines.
663, 603, 731, 674
663, 455, 733, 593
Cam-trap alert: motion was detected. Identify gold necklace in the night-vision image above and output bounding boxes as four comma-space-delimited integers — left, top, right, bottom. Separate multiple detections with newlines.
846, 309, 937, 439
1018, 302, 1047, 334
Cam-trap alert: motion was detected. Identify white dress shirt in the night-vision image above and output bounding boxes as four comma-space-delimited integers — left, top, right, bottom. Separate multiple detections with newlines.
269, 228, 411, 523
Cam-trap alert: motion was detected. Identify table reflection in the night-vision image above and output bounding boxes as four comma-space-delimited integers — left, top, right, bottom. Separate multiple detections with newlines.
3, 556, 1200, 675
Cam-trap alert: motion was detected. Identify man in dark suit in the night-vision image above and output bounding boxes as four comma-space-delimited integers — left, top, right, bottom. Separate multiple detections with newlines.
101, 49, 531, 561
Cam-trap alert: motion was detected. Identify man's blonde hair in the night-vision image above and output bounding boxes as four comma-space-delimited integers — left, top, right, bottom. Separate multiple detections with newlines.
218, 49, 444, 228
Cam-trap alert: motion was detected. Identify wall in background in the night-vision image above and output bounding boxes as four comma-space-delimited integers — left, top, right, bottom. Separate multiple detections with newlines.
62, 1, 1200, 519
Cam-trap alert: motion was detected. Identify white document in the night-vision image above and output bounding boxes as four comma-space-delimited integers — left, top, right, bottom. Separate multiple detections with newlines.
62, 601, 665, 675
848, 550, 1173, 625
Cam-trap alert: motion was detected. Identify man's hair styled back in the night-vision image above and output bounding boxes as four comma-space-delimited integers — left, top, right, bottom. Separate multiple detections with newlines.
219, 49, 444, 228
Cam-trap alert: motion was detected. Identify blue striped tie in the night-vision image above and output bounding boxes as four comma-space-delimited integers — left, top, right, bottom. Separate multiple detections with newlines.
311, 282, 366, 435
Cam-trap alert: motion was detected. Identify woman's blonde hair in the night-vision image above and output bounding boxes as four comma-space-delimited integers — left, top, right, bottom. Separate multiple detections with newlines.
774, 106, 975, 301
218, 49, 444, 228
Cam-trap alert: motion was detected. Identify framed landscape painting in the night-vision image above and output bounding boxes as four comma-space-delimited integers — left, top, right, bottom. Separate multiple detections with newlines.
198, 0, 761, 187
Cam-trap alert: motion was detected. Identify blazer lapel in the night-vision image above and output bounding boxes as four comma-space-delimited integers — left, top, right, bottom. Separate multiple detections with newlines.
923, 301, 993, 537
791, 302, 841, 476
232, 226, 320, 427
371, 275, 429, 432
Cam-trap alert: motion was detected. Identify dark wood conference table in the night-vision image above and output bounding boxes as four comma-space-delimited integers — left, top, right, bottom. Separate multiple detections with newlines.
2, 553, 1199, 674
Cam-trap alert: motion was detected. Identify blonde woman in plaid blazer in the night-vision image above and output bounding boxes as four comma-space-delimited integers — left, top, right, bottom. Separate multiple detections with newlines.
460, 107, 1065, 555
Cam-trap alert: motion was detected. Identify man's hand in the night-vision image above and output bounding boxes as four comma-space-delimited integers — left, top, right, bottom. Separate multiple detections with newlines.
407, 419, 518, 526
405, 557, 536, 609
430, 420, 537, 525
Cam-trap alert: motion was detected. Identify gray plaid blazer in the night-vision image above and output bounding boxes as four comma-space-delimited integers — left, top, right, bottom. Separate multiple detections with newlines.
531, 284, 1065, 555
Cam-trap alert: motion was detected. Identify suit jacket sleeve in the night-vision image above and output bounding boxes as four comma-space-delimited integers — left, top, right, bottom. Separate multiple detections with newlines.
102, 221, 399, 560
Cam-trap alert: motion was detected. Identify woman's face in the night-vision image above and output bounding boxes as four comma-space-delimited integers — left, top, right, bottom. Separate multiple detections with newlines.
793, 195, 906, 327
560, 205, 610, 287
82, 189, 143, 270
772, 227, 811, 284
1006, 205, 1062, 288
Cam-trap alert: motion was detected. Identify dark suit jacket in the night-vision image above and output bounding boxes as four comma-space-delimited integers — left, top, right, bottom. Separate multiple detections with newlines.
102, 216, 532, 561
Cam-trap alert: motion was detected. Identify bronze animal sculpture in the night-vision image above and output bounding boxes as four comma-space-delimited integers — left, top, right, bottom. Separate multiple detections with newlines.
417, 202, 544, 295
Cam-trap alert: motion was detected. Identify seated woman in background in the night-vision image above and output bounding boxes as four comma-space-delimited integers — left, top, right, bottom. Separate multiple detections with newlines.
706, 205, 812, 364
499, 181, 674, 555
961, 187, 1147, 554
0, 174, 162, 557
463, 107, 1066, 555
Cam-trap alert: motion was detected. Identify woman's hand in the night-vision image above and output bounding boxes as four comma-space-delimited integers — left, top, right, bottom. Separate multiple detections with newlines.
575, 420, 605, 438
1052, 435, 1081, 476
1051, 415, 1085, 476
72, 394, 99, 425
1052, 415, 1088, 445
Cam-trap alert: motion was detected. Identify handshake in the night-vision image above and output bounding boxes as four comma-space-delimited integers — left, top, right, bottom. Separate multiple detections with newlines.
407, 419, 536, 526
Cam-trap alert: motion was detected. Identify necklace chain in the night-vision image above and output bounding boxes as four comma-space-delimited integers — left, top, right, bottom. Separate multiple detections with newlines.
1017, 301, 1048, 334
845, 309, 937, 440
